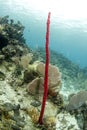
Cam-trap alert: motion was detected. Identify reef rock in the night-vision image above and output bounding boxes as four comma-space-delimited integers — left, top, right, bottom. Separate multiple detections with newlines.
56, 112, 80, 130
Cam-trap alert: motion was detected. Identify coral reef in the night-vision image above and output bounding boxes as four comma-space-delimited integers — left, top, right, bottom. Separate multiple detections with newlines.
0, 16, 30, 61
32, 47, 82, 79
0, 15, 86, 130
0, 16, 64, 130
32, 47, 87, 99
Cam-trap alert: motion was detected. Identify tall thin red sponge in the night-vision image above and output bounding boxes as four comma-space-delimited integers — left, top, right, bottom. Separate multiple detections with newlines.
38, 12, 51, 124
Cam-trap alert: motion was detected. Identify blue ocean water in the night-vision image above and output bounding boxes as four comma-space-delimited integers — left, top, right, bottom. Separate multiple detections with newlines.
0, 0, 87, 68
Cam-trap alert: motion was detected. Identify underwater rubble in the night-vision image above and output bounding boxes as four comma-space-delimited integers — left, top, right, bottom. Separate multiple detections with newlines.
0, 16, 87, 130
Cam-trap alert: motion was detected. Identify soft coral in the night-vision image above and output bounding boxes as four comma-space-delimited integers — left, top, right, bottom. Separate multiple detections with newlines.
38, 12, 51, 124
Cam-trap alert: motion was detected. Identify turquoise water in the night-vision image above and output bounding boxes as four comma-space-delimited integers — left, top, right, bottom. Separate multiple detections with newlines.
0, 0, 87, 68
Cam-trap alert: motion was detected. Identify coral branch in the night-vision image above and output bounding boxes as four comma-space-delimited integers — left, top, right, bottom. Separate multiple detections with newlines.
38, 12, 51, 124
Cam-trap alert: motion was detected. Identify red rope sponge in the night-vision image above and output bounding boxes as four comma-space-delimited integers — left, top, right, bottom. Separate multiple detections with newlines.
38, 12, 51, 124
